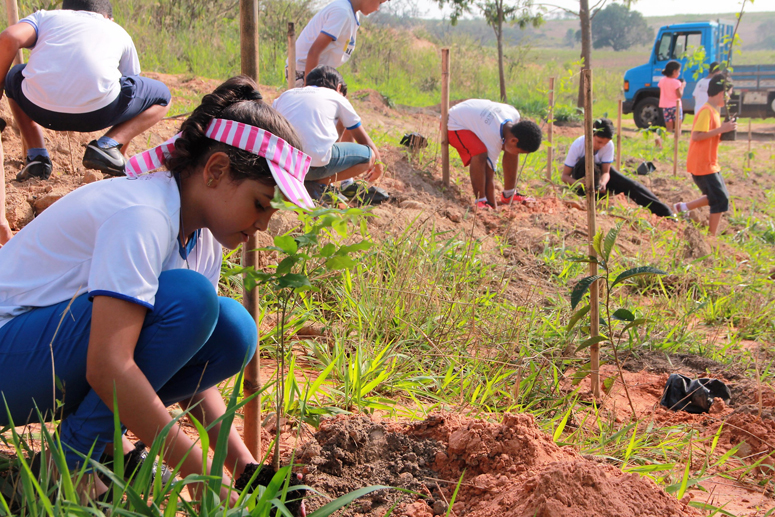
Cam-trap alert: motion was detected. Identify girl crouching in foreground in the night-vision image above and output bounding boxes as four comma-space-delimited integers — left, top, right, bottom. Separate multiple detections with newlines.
0, 76, 313, 504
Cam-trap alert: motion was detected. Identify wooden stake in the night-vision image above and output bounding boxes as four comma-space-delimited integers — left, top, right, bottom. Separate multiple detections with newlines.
287, 23, 296, 90
240, 0, 262, 460
747, 119, 752, 170
673, 99, 681, 176
546, 77, 555, 182
616, 99, 623, 171
441, 48, 450, 188
582, 69, 600, 399
5, 0, 23, 66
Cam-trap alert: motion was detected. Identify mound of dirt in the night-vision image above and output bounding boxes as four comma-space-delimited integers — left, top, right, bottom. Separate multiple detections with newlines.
299, 413, 699, 517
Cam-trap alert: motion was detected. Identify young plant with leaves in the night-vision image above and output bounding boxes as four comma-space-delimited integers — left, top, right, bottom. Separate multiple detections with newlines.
224, 189, 372, 470
567, 222, 667, 417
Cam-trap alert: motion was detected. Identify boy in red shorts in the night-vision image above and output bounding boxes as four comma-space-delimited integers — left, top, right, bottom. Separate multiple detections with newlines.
447, 99, 542, 209
673, 74, 736, 236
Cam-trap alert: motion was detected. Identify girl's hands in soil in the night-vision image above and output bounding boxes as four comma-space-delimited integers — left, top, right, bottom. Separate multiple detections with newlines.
365, 162, 384, 183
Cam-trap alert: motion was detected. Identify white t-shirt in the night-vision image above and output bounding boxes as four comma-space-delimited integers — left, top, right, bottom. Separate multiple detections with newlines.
20, 9, 141, 114
0, 173, 222, 329
447, 99, 520, 170
273, 86, 361, 167
564, 135, 615, 167
693, 77, 711, 111
294, 0, 359, 72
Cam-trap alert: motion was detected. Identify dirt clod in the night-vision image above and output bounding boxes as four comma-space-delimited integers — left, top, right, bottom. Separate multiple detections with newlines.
33, 193, 64, 215
299, 414, 700, 517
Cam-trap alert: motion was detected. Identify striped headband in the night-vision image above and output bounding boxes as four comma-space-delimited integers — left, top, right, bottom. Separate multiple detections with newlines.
125, 118, 314, 210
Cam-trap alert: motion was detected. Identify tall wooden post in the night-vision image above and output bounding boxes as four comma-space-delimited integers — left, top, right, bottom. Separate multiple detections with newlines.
546, 77, 555, 182
5, 0, 23, 66
747, 119, 752, 170
582, 69, 600, 399
441, 48, 450, 188
240, 0, 262, 459
672, 99, 681, 176
287, 23, 296, 90
616, 99, 623, 172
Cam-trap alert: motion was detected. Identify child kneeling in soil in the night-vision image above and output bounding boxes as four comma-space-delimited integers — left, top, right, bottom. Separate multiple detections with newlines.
673, 74, 736, 236
273, 65, 382, 203
560, 118, 673, 217
0, 0, 170, 180
447, 99, 542, 210
0, 76, 312, 504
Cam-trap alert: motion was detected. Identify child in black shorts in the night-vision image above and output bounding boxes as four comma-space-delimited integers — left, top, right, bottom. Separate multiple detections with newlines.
673, 75, 736, 236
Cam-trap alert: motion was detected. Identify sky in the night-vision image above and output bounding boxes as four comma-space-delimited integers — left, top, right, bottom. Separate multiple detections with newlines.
394, 0, 773, 20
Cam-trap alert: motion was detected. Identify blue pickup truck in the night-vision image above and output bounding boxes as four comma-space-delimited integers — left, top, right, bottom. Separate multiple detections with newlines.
623, 21, 775, 128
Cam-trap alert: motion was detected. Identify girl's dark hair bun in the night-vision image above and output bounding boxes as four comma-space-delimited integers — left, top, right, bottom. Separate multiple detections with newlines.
164, 76, 301, 183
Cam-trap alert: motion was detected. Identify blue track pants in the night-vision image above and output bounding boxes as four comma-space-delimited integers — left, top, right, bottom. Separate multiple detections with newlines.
0, 269, 257, 468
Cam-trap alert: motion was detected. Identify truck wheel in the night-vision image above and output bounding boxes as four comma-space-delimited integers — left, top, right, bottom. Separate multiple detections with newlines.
633, 97, 663, 129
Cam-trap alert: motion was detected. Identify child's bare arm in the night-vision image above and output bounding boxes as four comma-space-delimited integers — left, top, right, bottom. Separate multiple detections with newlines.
598, 163, 611, 191
304, 32, 335, 82
0, 23, 37, 95
691, 120, 737, 142
349, 125, 381, 164
560, 165, 575, 185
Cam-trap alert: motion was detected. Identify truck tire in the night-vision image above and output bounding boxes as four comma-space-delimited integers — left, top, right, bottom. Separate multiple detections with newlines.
633, 97, 663, 129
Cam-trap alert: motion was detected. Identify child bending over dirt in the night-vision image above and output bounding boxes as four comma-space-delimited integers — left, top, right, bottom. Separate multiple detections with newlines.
673, 74, 737, 236
0, 0, 170, 181
447, 99, 542, 210
560, 118, 673, 217
0, 76, 313, 504
273, 65, 382, 203
291, 0, 389, 85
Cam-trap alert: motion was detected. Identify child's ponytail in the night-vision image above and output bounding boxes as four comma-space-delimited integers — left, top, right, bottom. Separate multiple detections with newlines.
165, 76, 303, 184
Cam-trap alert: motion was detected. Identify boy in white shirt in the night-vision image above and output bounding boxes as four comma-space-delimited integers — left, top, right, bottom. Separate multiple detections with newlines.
292, 0, 390, 85
273, 65, 382, 201
0, 0, 170, 181
447, 98, 542, 209
692, 62, 719, 112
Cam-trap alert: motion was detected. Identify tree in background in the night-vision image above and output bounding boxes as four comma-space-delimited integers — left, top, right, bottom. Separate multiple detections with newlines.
436, 0, 543, 102
591, 3, 652, 51
564, 27, 576, 48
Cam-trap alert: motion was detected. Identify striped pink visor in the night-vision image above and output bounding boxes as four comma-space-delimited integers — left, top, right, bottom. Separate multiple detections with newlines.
125, 118, 314, 210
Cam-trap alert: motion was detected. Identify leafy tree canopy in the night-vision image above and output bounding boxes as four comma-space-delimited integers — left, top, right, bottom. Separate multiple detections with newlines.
591, 3, 653, 51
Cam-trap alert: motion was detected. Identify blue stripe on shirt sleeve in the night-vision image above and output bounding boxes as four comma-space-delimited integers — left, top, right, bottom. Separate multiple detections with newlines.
320, 30, 337, 41
89, 290, 154, 311
346, 121, 362, 131
20, 19, 38, 41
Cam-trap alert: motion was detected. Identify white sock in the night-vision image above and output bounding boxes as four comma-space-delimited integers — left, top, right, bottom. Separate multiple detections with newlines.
340, 179, 354, 188
476, 197, 488, 204
502, 189, 515, 198
676, 202, 688, 212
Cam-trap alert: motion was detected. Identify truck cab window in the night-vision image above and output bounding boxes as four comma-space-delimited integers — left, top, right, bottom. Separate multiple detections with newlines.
656, 33, 672, 61
672, 32, 702, 59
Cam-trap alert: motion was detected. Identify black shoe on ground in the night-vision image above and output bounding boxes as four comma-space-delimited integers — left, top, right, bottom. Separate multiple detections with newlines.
16, 155, 53, 181
99, 441, 174, 485
83, 140, 126, 176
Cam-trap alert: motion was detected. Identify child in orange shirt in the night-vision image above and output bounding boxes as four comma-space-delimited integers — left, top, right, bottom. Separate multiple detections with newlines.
673, 75, 736, 236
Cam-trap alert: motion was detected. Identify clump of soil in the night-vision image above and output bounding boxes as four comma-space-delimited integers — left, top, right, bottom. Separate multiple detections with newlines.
299, 416, 445, 514
298, 413, 700, 517
683, 224, 712, 259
